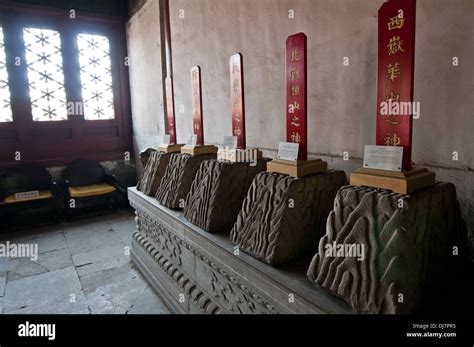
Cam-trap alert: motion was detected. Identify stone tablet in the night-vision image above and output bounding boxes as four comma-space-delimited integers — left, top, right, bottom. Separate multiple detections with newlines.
136, 151, 171, 196
184, 158, 269, 233
155, 152, 216, 209
231, 171, 347, 266
307, 183, 467, 314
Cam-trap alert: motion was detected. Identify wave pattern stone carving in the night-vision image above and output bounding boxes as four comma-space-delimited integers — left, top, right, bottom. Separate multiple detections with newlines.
231, 171, 347, 266
307, 183, 466, 314
136, 151, 171, 196
155, 153, 216, 209
184, 159, 269, 233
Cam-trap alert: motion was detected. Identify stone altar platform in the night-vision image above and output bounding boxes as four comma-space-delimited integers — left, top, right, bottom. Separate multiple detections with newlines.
184, 158, 269, 233
231, 170, 347, 266
128, 187, 353, 314
307, 183, 467, 314
155, 153, 216, 209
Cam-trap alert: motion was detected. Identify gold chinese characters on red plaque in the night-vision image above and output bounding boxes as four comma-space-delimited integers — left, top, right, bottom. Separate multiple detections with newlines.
376, 0, 415, 170
191, 66, 204, 146
230, 53, 246, 149
165, 76, 177, 144
286, 33, 307, 161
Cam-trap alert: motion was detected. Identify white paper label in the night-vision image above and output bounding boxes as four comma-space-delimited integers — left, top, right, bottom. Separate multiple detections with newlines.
186, 134, 197, 147
162, 135, 171, 145
277, 142, 299, 161
363, 145, 403, 172
15, 190, 40, 200
223, 136, 237, 150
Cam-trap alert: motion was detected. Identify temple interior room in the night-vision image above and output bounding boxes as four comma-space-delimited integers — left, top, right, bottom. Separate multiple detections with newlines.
0, 0, 472, 317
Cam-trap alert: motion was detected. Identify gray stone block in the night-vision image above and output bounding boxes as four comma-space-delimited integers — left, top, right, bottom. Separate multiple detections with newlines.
184, 159, 269, 233
231, 170, 347, 266
155, 153, 216, 209
307, 183, 467, 314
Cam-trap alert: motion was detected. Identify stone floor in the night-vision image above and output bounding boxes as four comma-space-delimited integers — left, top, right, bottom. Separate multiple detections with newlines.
0, 209, 170, 314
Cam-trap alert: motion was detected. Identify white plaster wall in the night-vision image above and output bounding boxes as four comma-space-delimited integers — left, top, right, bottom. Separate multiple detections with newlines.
167, 0, 473, 167
127, 0, 474, 249
126, 0, 165, 172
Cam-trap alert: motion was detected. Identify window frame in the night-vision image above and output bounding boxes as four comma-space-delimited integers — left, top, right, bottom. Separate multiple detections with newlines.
0, 3, 132, 168
0, 25, 13, 124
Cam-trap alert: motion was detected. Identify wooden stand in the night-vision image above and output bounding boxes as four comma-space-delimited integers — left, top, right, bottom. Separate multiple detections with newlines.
266, 159, 327, 178
157, 144, 185, 154
217, 148, 263, 162
350, 167, 435, 194
180, 145, 218, 156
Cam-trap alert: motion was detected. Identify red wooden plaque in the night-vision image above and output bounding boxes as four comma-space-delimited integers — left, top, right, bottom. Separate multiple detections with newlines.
165, 76, 177, 144
286, 33, 307, 161
230, 53, 246, 149
191, 66, 204, 145
376, 0, 416, 170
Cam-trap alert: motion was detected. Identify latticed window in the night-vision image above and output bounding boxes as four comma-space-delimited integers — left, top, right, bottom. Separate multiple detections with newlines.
0, 26, 13, 123
23, 27, 68, 121
0, 6, 131, 167
77, 33, 115, 120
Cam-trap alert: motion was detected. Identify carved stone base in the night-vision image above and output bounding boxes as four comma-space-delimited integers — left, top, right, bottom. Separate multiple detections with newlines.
180, 145, 218, 156
184, 158, 270, 233
139, 147, 157, 167
267, 159, 327, 178
231, 171, 347, 266
155, 153, 216, 209
157, 144, 185, 153
350, 167, 435, 194
129, 187, 353, 314
136, 151, 172, 196
307, 183, 466, 314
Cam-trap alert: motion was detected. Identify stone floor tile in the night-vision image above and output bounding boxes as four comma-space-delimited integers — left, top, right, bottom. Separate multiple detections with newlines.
3, 266, 83, 313
8, 230, 67, 254
0, 209, 169, 315
73, 245, 130, 277
125, 286, 170, 314
6, 291, 89, 314
0, 275, 5, 297
65, 228, 123, 255
7, 248, 74, 282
